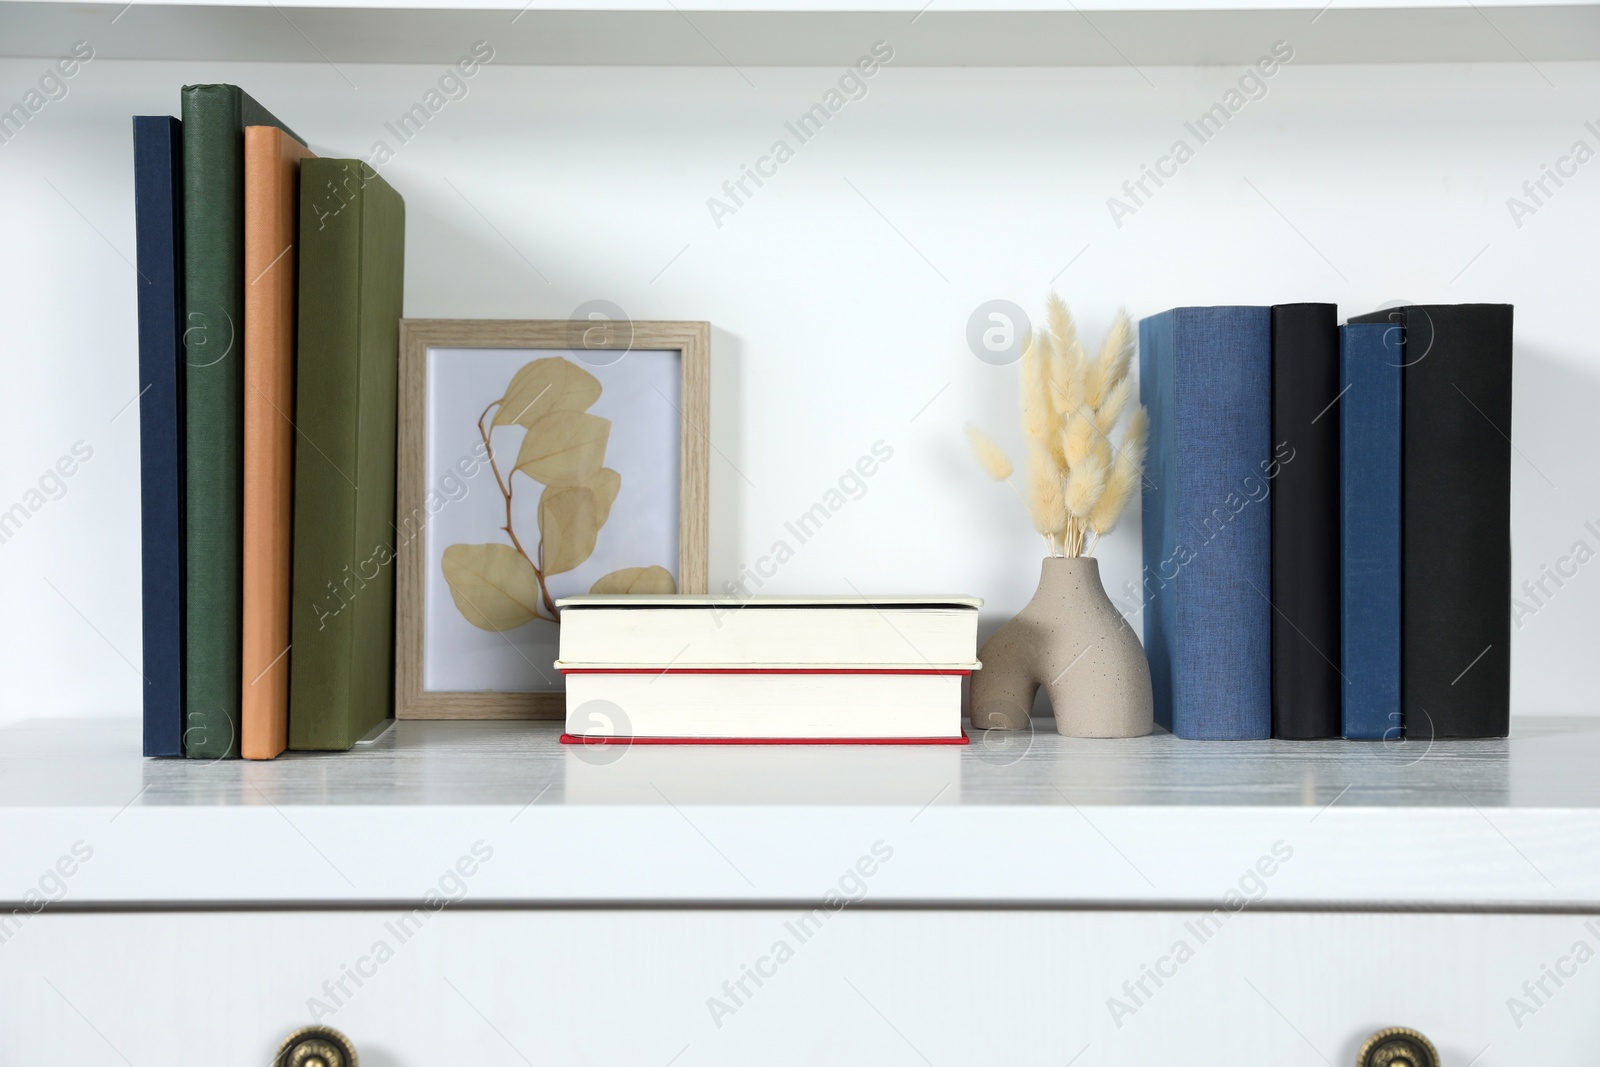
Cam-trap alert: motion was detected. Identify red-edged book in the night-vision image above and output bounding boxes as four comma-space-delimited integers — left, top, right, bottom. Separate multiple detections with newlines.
556, 595, 981, 744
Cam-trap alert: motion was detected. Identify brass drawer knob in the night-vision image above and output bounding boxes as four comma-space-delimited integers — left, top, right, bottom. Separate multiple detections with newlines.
1357, 1026, 1439, 1067
276, 1025, 358, 1067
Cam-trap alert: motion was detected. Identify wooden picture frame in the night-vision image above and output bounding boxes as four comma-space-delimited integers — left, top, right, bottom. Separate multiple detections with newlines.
395, 319, 709, 719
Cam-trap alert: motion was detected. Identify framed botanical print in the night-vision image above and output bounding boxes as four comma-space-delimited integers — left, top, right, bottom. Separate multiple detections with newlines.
395, 319, 709, 718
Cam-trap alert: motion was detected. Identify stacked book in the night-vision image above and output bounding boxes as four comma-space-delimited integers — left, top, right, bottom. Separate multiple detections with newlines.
1138, 303, 1513, 742
555, 595, 982, 743
135, 86, 405, 759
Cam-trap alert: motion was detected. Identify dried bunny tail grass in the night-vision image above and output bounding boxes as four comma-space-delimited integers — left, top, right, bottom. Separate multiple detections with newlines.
1046, 307, 1086, 418
1094, 376, 1132, 438
1049, 338, 1086, 418
1037, 327, 1071, 468
1088, 406, 1148, 535
1086, 456, 1136, 535
1063, 411, 1096, 467
1026, 440, 1068, 540
1085, 308, 1134, 410
1064, 451, 1107, 518
1046, 292, 1083, 363
1125, 404, 1149, 465
964, 423, 1013, 481
1047, 294, 1089, 413
1019, 330, 1055, 446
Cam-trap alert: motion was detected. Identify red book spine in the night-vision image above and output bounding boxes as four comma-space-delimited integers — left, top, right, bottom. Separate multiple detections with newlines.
560, 733, 970, 746
558, 668, 972, 675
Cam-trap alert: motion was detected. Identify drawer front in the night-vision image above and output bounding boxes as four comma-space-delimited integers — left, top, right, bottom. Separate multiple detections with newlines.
2, 909, 1594, 1063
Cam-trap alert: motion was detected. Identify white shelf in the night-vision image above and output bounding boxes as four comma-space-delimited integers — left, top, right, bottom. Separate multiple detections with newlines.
13, 0, 1599, 9
3, 716, 1597, 910
3, 0, 1597, 66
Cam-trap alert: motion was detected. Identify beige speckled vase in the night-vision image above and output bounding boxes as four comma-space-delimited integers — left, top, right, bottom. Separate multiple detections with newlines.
972, 556, 1154, 738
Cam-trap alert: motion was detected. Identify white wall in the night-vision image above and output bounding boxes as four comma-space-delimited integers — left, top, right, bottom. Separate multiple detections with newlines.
1, 53, 1595, 722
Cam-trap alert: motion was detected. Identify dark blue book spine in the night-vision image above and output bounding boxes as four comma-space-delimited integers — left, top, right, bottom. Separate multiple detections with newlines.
1139, 306, 1272, 739
133, 116, 186, 757
1339, 322, 1402, 740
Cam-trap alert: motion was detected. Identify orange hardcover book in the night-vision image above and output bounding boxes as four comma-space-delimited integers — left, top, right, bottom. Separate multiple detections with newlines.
241, 126, 314, 759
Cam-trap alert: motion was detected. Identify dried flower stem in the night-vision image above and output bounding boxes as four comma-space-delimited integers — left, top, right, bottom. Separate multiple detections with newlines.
478, 401, 558, 622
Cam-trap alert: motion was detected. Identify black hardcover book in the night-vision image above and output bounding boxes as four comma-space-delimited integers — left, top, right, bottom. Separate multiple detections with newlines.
1270, 303, 1342, 739
1350, 304, 1513, 738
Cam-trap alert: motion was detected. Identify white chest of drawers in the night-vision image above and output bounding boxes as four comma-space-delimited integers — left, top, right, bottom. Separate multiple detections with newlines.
3, 717, 1597, 1064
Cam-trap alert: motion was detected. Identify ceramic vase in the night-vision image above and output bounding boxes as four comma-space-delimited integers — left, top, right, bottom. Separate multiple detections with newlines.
971, 556, 1154, 738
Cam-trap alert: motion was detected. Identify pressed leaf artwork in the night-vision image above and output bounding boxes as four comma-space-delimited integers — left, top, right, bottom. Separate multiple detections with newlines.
495, 358, 603, 425
440, 543, 544, 631
442, 356, 677, 629
584, 468, 621, 527
589, 565, 676, 595
538, 486, 598, 576
514, 409, 610, 487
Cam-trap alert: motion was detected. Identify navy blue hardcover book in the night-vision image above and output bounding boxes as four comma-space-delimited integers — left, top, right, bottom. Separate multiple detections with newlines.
1338, 322, 1402, 740
1138, 306, 1274, 740
133, 115, 186, 757
1351, 305, 1513, 738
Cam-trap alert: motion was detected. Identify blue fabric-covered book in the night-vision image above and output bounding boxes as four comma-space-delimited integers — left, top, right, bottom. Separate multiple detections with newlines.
1138, 306, 1273, 739
1338, 322, 1402, 740
133, 115, 186, 757
1350, 305, 1513, 739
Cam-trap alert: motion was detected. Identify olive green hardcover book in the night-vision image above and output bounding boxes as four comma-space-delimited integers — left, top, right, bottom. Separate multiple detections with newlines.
180, 85, 301, 759
288, 160, 405, 750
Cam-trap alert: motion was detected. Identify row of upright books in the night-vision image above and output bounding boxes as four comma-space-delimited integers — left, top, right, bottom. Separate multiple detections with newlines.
135, 86, 405, 759
1139, 303, 1513, 741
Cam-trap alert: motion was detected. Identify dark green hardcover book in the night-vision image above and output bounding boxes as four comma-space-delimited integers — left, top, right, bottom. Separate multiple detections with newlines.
180, 85, 301, 759
288, 160, 405, 750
